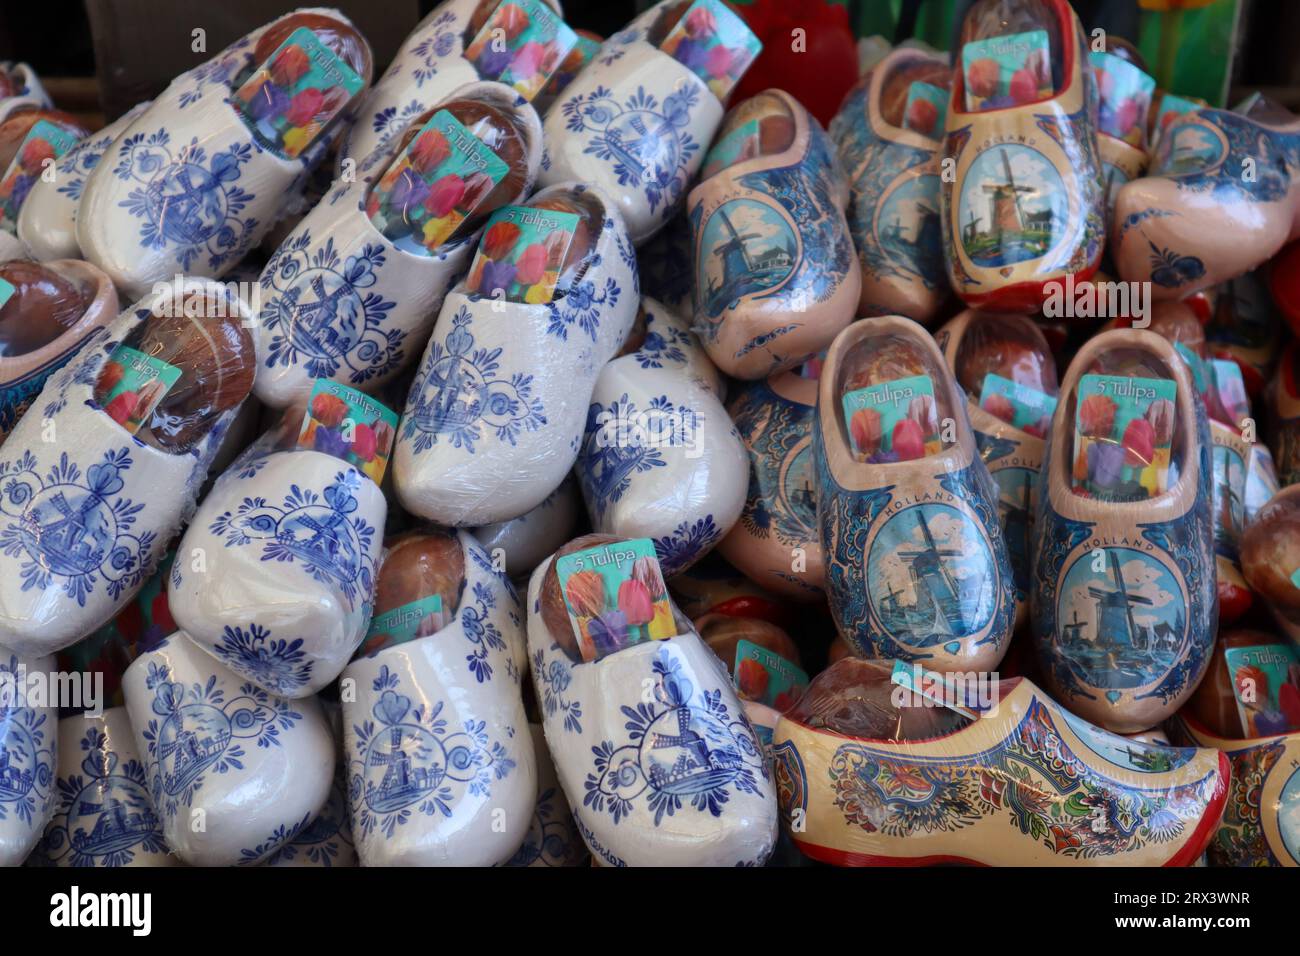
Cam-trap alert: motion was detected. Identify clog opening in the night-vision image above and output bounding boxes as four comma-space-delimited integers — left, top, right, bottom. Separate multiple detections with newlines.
1187, 629, 1300, 740
251, 12, 373, 87
93, 291, 256, 455
695, 612, 801, 688
0, 260, 94, 358
953, 313, 1057, 436
1240, 488, 1300, 622
644, 1, 695, 47
368, 90, 532, 249
955, 0, 1067, 115
834, 331, 957, 464
358, 530, 467, 656
879, 57, 952, 140
1066, 344, 1187, 502
787, 657, 973, 741
699, 92, 796, 181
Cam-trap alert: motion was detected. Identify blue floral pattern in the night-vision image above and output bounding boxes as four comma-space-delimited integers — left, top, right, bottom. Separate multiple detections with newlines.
0, 654, 54, 829
652, 515, 721, 576
213, 624, 313, 697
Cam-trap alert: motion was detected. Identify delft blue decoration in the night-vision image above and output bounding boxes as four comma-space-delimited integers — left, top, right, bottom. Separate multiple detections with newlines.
208, 469, 378, 614
652, 516, 720, 577
393, 10, 457, 88
1033, 407, 1216, 707
732, 382, 818, 554
138, 657, 303, 819
583, 645, 767, 826
236, 812, 312, 866
214, 624, 313, 698
401, 305, 547, 454
533, 645, 582, 734
262, 771, 352, 866
368, 99, 428, 157
112, 130, 258, 272
43, 726, 165, 867
545, 251, 621, 342
55, 128, 118, 205
506, 784, 581, 866
578, 392, 698, 521
347, 666, 515, 839
259, 233, 402, 385
561, 85, 701, 217
459, 580, 510, 683
0, 449, 155, 608
0, 654, 54, 829
175, 37, 253, 110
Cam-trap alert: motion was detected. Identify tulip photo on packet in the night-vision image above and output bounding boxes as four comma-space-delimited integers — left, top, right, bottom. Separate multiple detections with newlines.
555, 537, 675, 661
463, 0, 578, 102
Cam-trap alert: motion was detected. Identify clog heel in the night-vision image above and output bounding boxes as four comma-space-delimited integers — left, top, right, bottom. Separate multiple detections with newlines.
687, 88, 859, 379
76, 9, 374, 298
1114, 99, 1300, 301
254, 80, 543, 409
940, 0, 1105, 312
0, 646, 57, 865
527, 534, 778, 866
814, 315, 1016, 672
1032, 327, 1216, 733
773, 657, 1228, 866
935, 309, 1059, 632
829, 47, 952, 323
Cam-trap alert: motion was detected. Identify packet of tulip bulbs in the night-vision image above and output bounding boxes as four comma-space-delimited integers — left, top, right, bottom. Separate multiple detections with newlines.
97, 345, 183, 435
0, 119, 81, 228
232, 26, 364, 159
296, 379, 398, 484
733, 639, 808, 711
842, 373, 941, 462
539, 30, 601, 103
367, 109, 509, 256
554, 537, 675, 662
659, 0, 762, 102
979, 372, 1056, 437
902, 81, 948, 138
1090, 50, 1154, 148
1151, 92, 1206, 149
468, 204, 579, 303
961, 30, 1052, 112
464, 0, 579, 102
1224, 643, 1300, 737
1073, 374, 1177, 501
357, 593, 446, 657
1208, 358, 1250, 430
699, 94, 788, 179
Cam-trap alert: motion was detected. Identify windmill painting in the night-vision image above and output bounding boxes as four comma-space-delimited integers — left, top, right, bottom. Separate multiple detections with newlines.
698, 198, 797, 318
1057, 548, 1187, 689
877, 173, 945, 280
957, 144, 1065, 267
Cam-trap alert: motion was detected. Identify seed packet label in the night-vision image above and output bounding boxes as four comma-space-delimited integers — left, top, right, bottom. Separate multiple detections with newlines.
358, 594, 445, 657
1209, 358, 1250, 429
1173, 342, 1208, 394
0, 277, 13, 310
464, 0, 579, 102
733, 639, 808, 710
98, 346, 182, 435
1073, 374, 1177, 501
659, 0, 763, 102
902, 81, 948, 138
1151, 92, 1206, 147
1224, 644, 1300, 738
367, 110, 509, 257
961, 29, 1052, 112
841, 374, 941, 462
890, 660, 982, 721
232, 26, 363, 159
700, 94, 788, 179
542, 32, 600, 99
468, 204, 579, 304
979, 373, 1056, 437
297, 379, 398, 485
0, 120, 80, 228
1090, 51, 1155, 147
1292, 569, 1300, 590
554, 538, 675, 662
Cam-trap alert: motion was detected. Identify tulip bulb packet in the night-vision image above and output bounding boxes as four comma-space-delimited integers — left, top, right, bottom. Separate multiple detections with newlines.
961, 30, 1052, 112
296, 379, 398, 484
979, 373, 1057, 438
541, 31, 601, 101
468, 204, 579, 303
659, 0, 762, 102
0, 119, 81, 229
902, 81, 949, 138
1207, 358, 1250, 431
367, 110, 509, 257
841, 374, 942, 463
555, 538, 675, 662
1090, 51, 1154, 148
356, 594, 448, 658
733, 639, 808, 711
1151, 92, 1207, 153
1073, 374, 1177, 501
464, 0, 579, 102
232, 26, 364, 159
700, 95, 787, 180
97, 345, 182, 435
1223, 643, 1300, 738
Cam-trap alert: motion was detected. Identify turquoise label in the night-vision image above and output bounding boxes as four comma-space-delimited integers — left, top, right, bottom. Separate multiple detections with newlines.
978, 372, 1056, 436
841, 373, 940, 461
555, 537, 674, 661
298, 379, 399, 485
961, 29, 1052, 111
902, 81, 948, 138
1223, 644, 1300, 738
98, 345, 182, 435
0, 120, 81, 227
469, 204, 581, 304
0, 277, 14, 309
1090, 51, 1155, 147
659, 0, 762, 101
464, 0, 579, 102
358, 594, 445, 657
733, 639, 808, 710
1074, 374, 1177, 500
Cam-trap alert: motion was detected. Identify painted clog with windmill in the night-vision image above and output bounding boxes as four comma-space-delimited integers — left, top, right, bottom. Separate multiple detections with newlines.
76, 9, 374, 298
935, 310, 1059, 633
526, 534, 778, 866
1032, 327, 1216, 734
814, 316, 1016, 673
687, 88, 859, 379
253, 80, 543, 410
773, 657, 1228, 866
829, 47, 952, 324
1113, 96, 1300, 300
940, 0, 1105, 313
575, 296, 745, 577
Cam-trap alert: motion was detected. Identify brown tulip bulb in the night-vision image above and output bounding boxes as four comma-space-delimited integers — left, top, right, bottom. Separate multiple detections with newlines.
0, 260, 93, 358
954, 313, 1058, 397
696, 612, 801, 675
373, 531, 466, 634
541, 533, 622, 661
788, 657, 970, 741
1241, 489, 1300, 622
254, 12, 372, 83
